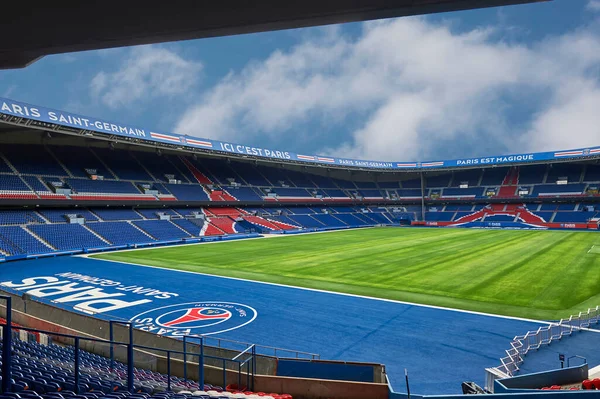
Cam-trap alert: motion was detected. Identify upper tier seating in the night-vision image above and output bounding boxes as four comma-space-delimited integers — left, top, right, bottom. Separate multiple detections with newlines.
479, 167, 508, 186
0, 174, 34, 192
274, 188, 313, 198
583, 165, 600, 182
401, 178, 421, 188
66, 178, 141, 194
425, 174, 451, 188
322, 189, 348, 198
354, 181, 378, 189
284, 169, 316, 187
93, 148, 153, 181
332, 178, 357, 189
50, 146, 110, 178
0, 155, 14, 173
451, 169, 482, 187
224, 186, 263, 201
162, 183, 210, 201
546, 163, 583, 183
356, 189, 383, 198
519, 165, 547, 184
309, 174, 337, 188
2, 145, 67, 176
133, 152, 190, 183
91, 208, 143, 221
378, 181, 401, 189
397, 189, 421, 198
135, 208, 179, 219
442, 187, 484, 197
531, 184, 587, 197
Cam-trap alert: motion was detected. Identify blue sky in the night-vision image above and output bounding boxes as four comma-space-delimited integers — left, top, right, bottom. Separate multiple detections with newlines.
0, 0, 599, 162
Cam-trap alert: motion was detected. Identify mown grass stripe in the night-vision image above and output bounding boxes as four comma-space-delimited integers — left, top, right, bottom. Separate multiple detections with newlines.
92, 227, 600, 320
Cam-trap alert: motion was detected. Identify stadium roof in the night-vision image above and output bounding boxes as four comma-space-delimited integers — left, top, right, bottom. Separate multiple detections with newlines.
1, 96, 598, 174
2, 0, 549, 69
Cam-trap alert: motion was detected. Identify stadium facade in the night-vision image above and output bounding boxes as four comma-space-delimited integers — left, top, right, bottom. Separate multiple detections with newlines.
0, 96, 598, 261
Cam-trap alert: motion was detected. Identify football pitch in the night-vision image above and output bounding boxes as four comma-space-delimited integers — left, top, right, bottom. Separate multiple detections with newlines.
93, 227, 600, 320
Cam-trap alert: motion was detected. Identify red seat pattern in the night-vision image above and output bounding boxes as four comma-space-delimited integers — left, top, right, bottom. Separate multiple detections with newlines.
181, 157, 213, 185
243, 215, 282, 230
203, 223, 225, 236
206, 207, 243, 217
0, 192, 38, 199
207, 216, 236, 234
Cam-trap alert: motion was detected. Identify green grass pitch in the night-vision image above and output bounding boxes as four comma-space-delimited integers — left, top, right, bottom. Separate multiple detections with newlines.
93, 227, 600, 320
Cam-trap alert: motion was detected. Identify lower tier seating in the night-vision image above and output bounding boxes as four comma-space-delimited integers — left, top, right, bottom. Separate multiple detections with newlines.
28, 224, 107, 251
133, 220, 191, 241
0, 204, 596, 258
2, 331, 292, 398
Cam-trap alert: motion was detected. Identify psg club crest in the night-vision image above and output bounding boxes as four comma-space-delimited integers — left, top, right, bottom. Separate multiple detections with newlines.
583, 149, 591, 156
130, 302, 257, 337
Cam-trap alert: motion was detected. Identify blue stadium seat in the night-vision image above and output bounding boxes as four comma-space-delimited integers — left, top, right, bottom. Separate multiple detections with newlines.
28, 224, 107, 251
162, 184, 210, 201
90, 208, 143, 221
133, 220, 192, 241
0, 225, 53, 255
2, 145, 67, 176
66, 179, 141, 194
86, 222, 154, 245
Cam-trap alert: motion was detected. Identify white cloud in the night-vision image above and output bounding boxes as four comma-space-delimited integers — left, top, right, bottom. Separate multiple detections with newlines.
176, 17, 600, 161
91, 46, 202, 109
588, 0, 600, 12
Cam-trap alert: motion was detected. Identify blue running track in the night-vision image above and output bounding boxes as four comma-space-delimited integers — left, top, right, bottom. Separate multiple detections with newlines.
0, 255, 549, 395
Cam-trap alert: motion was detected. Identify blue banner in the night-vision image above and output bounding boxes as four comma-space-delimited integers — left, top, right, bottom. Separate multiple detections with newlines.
1, 97, 599, 170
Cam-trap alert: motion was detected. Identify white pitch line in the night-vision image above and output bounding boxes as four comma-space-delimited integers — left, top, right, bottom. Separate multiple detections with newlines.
84, 254, 552, 326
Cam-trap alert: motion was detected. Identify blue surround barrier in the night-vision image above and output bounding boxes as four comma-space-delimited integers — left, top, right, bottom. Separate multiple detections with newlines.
276, 359, 376, 383
388, 364, 599, 399
494, 365, 588, 393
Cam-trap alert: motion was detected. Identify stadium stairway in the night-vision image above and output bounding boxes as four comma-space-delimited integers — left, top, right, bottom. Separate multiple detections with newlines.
180, 157, 214, 186
496, 167, 519, 198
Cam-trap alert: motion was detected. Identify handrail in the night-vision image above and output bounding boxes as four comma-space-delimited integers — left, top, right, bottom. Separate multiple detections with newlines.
496, 305, 600, 376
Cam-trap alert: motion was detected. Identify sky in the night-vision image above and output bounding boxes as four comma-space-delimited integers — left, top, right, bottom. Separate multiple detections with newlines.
0, 0, 599, 163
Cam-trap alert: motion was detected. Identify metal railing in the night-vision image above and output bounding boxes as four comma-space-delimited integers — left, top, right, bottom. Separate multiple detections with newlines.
0, 295, 258, 394
495, 306, 600, 376
0, 285, 319, 362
